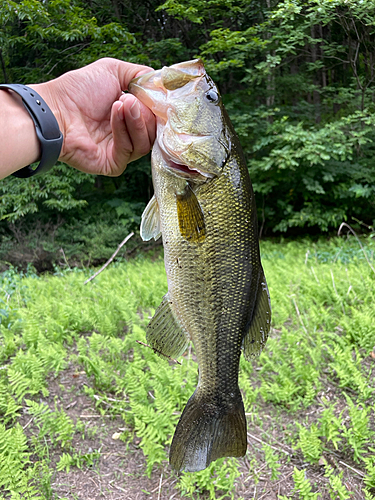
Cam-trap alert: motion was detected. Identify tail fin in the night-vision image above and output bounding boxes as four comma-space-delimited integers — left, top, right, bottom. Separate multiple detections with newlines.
169, 389, 247, 472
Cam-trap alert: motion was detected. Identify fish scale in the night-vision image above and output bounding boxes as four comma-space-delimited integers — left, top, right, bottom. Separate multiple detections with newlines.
129, 59, 271, 472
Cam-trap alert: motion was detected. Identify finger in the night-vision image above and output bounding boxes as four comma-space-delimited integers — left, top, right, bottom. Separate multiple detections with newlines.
139, 101, 157, 146
119, 93, 156, 149
122, 94, 156, 162
109, 98, 134, 176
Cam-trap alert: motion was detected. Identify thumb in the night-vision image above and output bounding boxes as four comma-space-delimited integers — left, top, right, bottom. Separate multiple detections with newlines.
114, 60, 154, 90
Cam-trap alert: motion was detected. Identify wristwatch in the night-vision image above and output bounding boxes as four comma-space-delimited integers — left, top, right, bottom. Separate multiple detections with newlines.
0, 83, 63, 178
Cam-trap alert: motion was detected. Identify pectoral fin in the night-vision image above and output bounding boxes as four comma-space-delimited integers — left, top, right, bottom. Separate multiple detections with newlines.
147, 294, 190, 359
242, 272, 271, 359
140, 195, 162, 241
176, 185, 206, 242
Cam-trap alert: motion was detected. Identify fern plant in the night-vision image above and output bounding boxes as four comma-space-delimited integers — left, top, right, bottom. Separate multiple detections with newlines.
0, 423, 40, 497
342, 397, 373, 462
328, 344, 374, 400
364, 489, 375, 500
283, 467, 319, 500
56, 450, 101, 473
0, 381, 22, 425
364, 449, 375, 489
25, 399, 75, 448
296, 424, 323, 464
262, 443, 281, 480
177, 458, 240, 500
0, 239, 374, 498
324, 465, 351, 500
318, 404, 342, 450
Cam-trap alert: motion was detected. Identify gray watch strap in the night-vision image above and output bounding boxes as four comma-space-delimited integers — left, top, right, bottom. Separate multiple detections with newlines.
0, 83, 63, 178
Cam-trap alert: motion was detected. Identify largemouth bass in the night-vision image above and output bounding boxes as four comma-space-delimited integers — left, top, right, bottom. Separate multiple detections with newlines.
129, 60, 271, 473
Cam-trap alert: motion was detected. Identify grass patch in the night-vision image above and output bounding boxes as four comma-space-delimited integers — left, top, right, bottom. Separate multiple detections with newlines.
0, 237, 374, 499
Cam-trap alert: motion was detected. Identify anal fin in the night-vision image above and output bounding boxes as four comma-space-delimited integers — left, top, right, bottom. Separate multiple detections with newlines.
147, 294, 190, 359
242, 271, 271, 359
140, 195, 161, 241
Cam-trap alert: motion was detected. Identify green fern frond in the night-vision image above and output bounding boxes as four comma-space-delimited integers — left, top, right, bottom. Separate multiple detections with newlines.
0, 381, 22, 424
292, 467, 319, 500
342, 396, 372, 462
7, 368, 43, 401
363, 488, 375, 500
25, 400, 75, 448
324, 465, 351, 500
262, 443, 281, 480
296, 424, 322, 463
0, 423, 33, 495
319, 405, 342, 450
55, 450, 100, 473
364, 449, 375, 489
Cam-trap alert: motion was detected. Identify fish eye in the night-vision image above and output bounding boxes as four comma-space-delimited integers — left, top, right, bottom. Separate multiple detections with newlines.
205, 90, 219, 103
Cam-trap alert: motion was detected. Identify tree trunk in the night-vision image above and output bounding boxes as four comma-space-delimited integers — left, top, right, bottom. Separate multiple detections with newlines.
310, 25, 321, 123
319, 25, 327, 88
112, 0, 121, 21
0, 49, 8, 83
265, 0, 275, 118
290, 59, 298, 108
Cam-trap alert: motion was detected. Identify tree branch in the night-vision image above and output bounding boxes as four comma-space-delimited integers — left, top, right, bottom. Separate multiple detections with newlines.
84, 232, 134, 284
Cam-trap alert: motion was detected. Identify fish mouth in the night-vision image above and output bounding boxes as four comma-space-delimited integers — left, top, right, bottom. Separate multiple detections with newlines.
161, 135, 214, 180
164, 158, 209, 181
129, 60, 215, 182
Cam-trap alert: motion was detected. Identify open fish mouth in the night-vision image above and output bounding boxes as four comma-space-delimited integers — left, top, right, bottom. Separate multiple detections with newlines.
166, 160, 206, 180
160, 132, 215, 180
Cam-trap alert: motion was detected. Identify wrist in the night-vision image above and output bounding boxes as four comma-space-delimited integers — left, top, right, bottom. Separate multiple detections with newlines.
29, 81, 66, 158
0, 83, 64, 178
0, 89, 41, 179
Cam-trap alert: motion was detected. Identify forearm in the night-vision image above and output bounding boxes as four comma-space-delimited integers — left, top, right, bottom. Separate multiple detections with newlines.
0, 88, 42, 179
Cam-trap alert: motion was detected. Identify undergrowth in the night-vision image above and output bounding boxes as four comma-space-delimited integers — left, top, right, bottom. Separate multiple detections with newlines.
0, 236, 374, 499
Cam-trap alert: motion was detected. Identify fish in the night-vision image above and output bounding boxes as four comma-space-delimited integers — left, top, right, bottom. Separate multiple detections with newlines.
129, 59, 271, 473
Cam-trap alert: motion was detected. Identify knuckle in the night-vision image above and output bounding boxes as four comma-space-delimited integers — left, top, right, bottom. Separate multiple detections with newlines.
133, 119, 146, 132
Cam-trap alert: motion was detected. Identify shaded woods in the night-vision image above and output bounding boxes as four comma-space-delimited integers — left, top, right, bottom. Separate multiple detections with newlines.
1, 0, 375, 267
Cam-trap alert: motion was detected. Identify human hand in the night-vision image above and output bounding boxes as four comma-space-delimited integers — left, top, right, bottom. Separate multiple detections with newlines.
31, 58, 156, 176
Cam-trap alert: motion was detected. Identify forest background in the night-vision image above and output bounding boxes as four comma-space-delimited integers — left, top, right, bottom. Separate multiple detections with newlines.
1, 0, 375, 269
